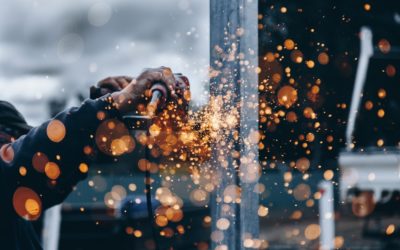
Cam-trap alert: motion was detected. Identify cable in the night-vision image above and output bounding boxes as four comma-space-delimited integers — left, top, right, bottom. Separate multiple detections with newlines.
145, 165, 160, 250
91, 82, 169, 250
145, 85, 167, 250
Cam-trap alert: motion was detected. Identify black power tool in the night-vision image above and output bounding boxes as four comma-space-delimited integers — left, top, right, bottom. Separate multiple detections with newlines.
90, 73, 190, 250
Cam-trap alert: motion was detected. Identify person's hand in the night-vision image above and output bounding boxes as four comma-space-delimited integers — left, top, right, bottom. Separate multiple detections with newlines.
111, 67, 177, 114
90, 76, 134, 99
97, 76, 133, 92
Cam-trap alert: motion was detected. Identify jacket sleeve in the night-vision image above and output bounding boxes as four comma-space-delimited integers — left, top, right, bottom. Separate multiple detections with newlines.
0, 95, 122, 219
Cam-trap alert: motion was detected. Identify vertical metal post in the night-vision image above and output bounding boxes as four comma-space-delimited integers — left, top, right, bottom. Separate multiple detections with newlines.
210, 0, 259, 249
345, 27, 373, 149
318, 181, 335, 250
42, 202, 62, 250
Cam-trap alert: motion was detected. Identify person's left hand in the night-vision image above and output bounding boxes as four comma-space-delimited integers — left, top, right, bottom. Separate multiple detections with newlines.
97, 76, 134, 93
110, 67, 178, 114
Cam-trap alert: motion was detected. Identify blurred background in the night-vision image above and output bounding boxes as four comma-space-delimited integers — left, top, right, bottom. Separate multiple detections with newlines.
0, 0, 209, 125
257, 1, 400, 249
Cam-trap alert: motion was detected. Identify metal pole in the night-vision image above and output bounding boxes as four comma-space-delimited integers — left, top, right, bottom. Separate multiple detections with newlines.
42, 204, 62, 250
345, 27, 373, 149
210, 0, 259, 249
318, 181, 335, 250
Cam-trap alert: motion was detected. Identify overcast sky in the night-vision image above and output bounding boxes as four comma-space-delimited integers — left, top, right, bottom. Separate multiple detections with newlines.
0, 0, 209, 125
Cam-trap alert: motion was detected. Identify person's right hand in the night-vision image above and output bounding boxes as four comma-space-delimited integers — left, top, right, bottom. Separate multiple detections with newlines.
111, 67, 177, 115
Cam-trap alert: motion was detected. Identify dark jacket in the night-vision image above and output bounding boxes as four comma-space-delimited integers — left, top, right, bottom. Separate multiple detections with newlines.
0, 96, 120, 249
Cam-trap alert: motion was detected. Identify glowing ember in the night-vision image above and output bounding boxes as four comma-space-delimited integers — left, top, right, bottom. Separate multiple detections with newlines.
0, 144, 14, 163
44, 162, 61, 180
32, 152, 49, 173
19, 166, 27, 176
79, 163, 89, 174
378, 39, 391, 54
13, 187, 42, 220
25, 198, 40, 216
46, 119, 66, 143
304, 224, 320, 240
216, 218, 230, 230
277, 86, 298, 108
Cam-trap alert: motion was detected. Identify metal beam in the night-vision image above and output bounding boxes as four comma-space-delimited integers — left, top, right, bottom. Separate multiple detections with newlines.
210, 0, 259, 249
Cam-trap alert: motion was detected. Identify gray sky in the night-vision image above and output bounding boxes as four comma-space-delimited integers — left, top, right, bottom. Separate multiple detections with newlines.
0, 0, 209, 125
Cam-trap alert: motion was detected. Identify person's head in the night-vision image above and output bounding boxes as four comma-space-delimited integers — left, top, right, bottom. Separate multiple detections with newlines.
0, 101, 32, 145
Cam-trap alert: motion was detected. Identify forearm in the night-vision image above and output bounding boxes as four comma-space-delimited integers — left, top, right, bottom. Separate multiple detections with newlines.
0, 95, 123, 213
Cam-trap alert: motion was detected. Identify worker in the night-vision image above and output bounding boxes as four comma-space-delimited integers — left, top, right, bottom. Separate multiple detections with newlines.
0, 67, 178, 249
